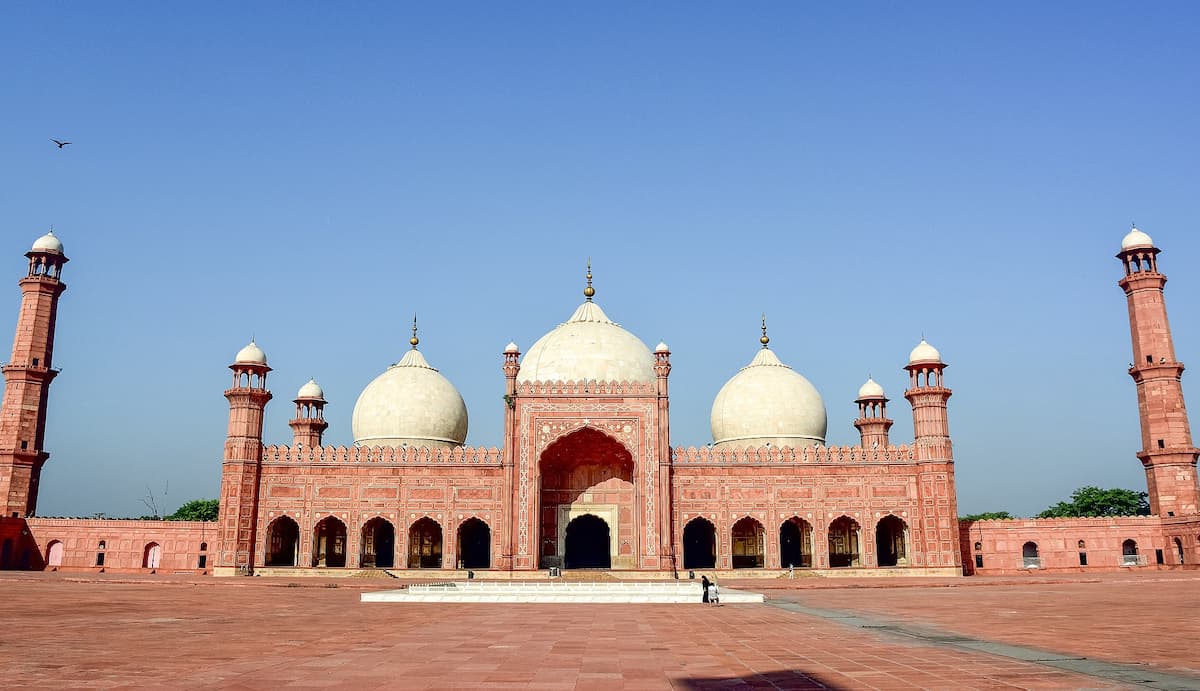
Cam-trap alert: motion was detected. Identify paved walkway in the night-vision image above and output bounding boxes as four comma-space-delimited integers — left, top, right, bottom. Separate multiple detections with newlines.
0, 572, 1192, 689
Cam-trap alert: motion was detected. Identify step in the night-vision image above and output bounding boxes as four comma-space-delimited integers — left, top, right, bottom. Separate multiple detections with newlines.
361, 581, 763, 604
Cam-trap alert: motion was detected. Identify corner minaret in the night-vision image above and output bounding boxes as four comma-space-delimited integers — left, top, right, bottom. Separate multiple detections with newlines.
854, 377, 893, 449
0, 230, 68, 517
1117, 226, 1199, 516
289, 379, 328, 448
904, 340, 953, 461
215, 340, 272, 575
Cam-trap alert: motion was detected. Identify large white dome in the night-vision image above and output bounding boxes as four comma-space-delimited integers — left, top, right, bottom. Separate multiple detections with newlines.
710, 347, 827, 449
517, 301, 655, 384
351, 348, 468, 448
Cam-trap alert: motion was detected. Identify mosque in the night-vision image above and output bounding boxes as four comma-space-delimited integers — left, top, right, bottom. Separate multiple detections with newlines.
0, 228, 1197, 576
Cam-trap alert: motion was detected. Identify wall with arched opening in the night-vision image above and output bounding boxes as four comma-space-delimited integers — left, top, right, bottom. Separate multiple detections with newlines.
682, 517, 716, 569
408, 517, 443, 569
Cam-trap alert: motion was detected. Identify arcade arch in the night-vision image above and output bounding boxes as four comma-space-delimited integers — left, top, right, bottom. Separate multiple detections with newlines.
266, 516, 300, 566
682, 517, 717, 569
313, 516, 347, 567
360, 517, 395, 568
564, 514, 611, 569
408, 517, 443, 569
46, 540, 63, 567
731, 517, 765, 569
457, 518, 491, 569
143, 542, 161, 569
779, 517, 813, 568
875, 515, 908, 567
828, 516, 861, 567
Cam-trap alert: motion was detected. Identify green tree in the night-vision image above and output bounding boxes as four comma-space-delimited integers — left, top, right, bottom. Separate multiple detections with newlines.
961, 511, 1013, 521
168, 499, 220, 522
1036, 486, 1149, 518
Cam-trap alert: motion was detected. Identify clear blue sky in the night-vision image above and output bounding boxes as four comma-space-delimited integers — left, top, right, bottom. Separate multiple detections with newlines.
3, 4, 1198, 518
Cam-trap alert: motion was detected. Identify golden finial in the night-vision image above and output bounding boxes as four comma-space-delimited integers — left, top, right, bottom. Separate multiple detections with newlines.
760, 313, 770, 348
583, 258, 595, 301
409, 314, 419, 349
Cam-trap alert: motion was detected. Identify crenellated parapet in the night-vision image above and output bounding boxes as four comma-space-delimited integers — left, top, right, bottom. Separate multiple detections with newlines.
671, 443, 916, 466
514, 380, 658, 397
261, 443, 503, 466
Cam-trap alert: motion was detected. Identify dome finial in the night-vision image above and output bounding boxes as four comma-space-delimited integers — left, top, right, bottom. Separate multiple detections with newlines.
584, 258, 595, 301
409, 314, 419, 349
760, 313, 770, 348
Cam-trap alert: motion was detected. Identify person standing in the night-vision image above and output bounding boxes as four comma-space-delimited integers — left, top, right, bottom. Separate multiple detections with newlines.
700, 575, 711, 603
709, 580, 720, 605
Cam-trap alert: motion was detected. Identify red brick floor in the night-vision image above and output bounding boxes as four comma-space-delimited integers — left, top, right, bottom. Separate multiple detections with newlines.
0, 571, 1168, 689
752, 571, 1200, 678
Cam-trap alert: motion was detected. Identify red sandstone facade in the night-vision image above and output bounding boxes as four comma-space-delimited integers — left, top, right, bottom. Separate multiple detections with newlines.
1, 228, 1198, 577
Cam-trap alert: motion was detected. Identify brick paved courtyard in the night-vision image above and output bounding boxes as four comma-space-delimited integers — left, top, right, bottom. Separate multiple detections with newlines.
1, 571, 1197, 689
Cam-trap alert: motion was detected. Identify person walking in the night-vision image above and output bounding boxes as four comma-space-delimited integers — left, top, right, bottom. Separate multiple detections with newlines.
700, 575, 710, 603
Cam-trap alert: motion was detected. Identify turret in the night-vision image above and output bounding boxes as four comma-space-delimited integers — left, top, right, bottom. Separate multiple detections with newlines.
1117, 227, 1199, 516
289, 379, 328, 448
903, 340, 952, 461
0, 230, 68, 517
854, 377, 893, 449
215, 340, 272, 575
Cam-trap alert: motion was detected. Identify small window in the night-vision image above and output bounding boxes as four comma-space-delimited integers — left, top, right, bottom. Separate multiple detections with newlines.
1158, 439, 1166, 449
98, 540, 106, 549
974, 542, 982, 551
96, 552, 105, 566
198, 554, 207, 569
31, 358, 38, 367
1147, 355, 1154, 364
1077, 540, 1086, 549
20, 441, 27, 450
974, 554, 983, 568
1156, 549, 1164, 565
200, 542, 208, 551
1079, 552, 1088, 566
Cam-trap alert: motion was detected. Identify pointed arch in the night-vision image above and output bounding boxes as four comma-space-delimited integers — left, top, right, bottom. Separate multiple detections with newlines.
266, 516, 300, 566
360, 517, 395, 568
731, 516, 765, 569
408, 517, 443, 569
313, 516, 347, 567
682, 517, 717, 569
457, 518, 491, 569
875, 515, 908, 567
779, 516, 813, 569
827, 515, 861, 567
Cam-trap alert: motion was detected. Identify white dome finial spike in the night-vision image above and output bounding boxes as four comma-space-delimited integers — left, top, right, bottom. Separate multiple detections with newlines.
410, 313, 419, 349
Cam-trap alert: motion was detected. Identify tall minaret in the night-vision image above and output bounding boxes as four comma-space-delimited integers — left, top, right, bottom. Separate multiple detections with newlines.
0, 230, 68, 517
904, 340, 953, 461
854, 377, 893, 449
1117, 226, 1199, 516
288, 379, 328, 448
215, 340, 272, 575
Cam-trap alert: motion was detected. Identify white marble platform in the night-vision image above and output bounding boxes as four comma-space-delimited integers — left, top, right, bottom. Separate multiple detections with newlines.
361, 580, 764, 604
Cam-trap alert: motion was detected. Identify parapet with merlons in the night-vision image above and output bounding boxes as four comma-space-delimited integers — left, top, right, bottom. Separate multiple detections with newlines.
261, 444, 502, 466
671, 443, 916, 466
514, 380, 658, 397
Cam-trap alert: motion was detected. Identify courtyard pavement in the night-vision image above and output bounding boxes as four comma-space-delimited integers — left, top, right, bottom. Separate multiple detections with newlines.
1, 570, 1197, 689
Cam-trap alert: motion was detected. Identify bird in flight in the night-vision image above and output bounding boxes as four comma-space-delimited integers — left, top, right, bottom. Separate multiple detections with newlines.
51, 139, 72, 148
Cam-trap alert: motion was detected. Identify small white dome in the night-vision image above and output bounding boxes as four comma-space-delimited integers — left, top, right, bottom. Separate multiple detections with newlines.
297, 378, 324, 400
711, 347, 827, 449
32, 230, 64, 253
857, 377, 885, 399
504, 342, 519, 353
518, 301, 654, 384
1121, 227, 1154, 250
908, 339, 942, 365
234, 340, 267, 365
352, 348, 468, 448
655, 341, 670, 353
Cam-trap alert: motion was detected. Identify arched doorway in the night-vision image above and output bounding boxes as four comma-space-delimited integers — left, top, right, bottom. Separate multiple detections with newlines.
682, 517, 717, 569
360, 517, 395, 568
731, 517, 765, 568
564, 514, 611, 569
539, 427, 635, 569
875, 515, 908, 567
143, 543, 162, 569
1122, 539, 1139, 565
828, 516, 861, 567
1175, 538, 1184, 564
779, 517, 813, 568
1022, 541, 1040, 568
457, 518, 491, 569
46, 541, 64, 568
266, 516, 300, 566
408, 518, 443, 569
313, 517, 347, 567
